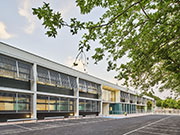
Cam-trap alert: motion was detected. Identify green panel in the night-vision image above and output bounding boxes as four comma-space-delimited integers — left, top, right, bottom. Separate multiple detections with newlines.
109, 104, 122, 114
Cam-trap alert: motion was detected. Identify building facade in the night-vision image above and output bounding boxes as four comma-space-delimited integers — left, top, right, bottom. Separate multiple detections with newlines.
0, 42, 154, 121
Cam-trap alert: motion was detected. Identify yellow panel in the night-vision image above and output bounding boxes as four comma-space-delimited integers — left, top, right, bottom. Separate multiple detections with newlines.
0, 96, 15, 102
37, 104, 48, 110
0, 103, 14, 110
49, 105, 55, 110
69, 106, 73, 111
102, 85, 119, 91
0, 103, 5, 110
49, 100, 56, 103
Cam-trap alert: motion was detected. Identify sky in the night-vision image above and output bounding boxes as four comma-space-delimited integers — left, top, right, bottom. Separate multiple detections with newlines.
0, 0, 174, 99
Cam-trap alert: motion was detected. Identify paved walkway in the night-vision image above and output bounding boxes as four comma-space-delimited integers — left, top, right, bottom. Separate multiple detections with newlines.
105, 112, 153, 119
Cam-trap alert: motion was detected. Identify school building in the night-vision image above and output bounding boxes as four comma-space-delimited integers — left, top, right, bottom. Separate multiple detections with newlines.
0, 42, 154, 121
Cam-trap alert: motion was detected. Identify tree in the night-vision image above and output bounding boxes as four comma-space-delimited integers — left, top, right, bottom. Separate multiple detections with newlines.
161, 100, 168, 108
32, 0, 180, 92
177, 100, 180, 109
156, 100, 162, 107
142, 91, 161, 101
165, 98, 176, 108
147, 100, 152, 110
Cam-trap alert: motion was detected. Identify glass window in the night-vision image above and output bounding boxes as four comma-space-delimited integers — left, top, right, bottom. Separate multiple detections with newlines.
59, 98, 68, 111
79, 79, 87, 92
79, 99, 86, 111
18, 61, 31, 81
69, 99, 74, 111
0, 92, 31, 112
37, 66, 77, 90
86, 100, 92, 112
17, 94, 30, 112
0, 92, 16, 112
0, 54, 31, 81
79, 79, 100, 94
79, 100, 99, 112
37, 67, 50, 83
50, 71, 61, 86
37, 95, 48, 111
69, 76, 77, 89
49, 97, 58, 111
92, 101, 97, 112
60, 73, 70, 89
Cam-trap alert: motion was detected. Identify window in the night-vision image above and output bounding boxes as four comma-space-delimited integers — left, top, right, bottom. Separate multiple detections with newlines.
49, 97, 58, 111
0, 92, 31, 112
0, 54, 31, 81
59, 98, 69, 111
17, 94, 30, 112
37, 95, 48, 111
79, 99, 86, 111
86, 100, 92, 112
130, 94, 136, 103
60, 73, 70, 89
120, 91, 129, 100
79, 79, 100, 94
37, 67, 49, 83
92, 101, 98, 112
79, 79, 87, 92
50, 71, 60, 86
0, 93, 16, 111
37, 66, 77, 90
79, 100, 99, 112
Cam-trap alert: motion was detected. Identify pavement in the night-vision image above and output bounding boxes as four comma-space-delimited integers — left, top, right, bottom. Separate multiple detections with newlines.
0, 114, 180, 135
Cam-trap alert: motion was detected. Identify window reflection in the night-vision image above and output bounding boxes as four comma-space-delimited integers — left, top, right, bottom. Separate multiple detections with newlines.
0, 92, 31, 112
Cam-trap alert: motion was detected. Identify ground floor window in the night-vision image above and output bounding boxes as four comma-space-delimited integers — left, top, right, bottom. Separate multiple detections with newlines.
109, 103, 137, 114
79, 99, 99, 112
0, 92, 31, 113
37, 95, 74, 112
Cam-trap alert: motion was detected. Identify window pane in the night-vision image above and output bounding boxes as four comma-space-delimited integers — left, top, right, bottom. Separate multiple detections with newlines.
37, 67, 49, 83
37, 96, 48, 111
49, 97, 58, 111
60, 73, 70, 89
18, 94, 31, 112
59, 98, 68, 111
79, 99, 85, 111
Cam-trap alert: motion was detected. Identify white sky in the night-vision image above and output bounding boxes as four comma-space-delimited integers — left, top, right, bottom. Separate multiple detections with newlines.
0, 0, 173, 99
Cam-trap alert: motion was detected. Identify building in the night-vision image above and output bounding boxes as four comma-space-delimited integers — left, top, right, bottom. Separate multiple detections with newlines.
0, 42, 154, 122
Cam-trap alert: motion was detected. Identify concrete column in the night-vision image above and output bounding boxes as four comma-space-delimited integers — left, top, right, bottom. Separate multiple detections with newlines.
31, 63, 37, 119
99, 84, 103, 116
74, 77, 79, 116
128, 93, 130, 103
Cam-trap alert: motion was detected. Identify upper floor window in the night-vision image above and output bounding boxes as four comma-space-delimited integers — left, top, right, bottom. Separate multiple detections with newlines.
130, 94, 136, 101
0, 54, 31, 81
37, 66, 77, 90
79, 79, 100, 94
120, 91, 129, 99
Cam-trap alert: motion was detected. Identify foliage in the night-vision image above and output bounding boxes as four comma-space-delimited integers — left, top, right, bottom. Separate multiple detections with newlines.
142, 91, 161, 101
161, 100, 168, 108
157, 98, 180, 109
32, 0, 180, 92
147, 100, 152, 110
156, 100, 162, 107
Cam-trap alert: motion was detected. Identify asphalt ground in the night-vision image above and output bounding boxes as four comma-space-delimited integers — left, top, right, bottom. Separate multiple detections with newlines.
0, 115, 180, 135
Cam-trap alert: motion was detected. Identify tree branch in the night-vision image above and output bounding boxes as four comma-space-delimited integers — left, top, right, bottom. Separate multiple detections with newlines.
139, 3, 151, 20
87, 0, 142, 29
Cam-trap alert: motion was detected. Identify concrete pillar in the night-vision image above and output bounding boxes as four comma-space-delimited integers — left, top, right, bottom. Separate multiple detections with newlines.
128, 93, 130, 103
31, 63, 37, 119
74, 77, 79, 116
99, 85, 103, 116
